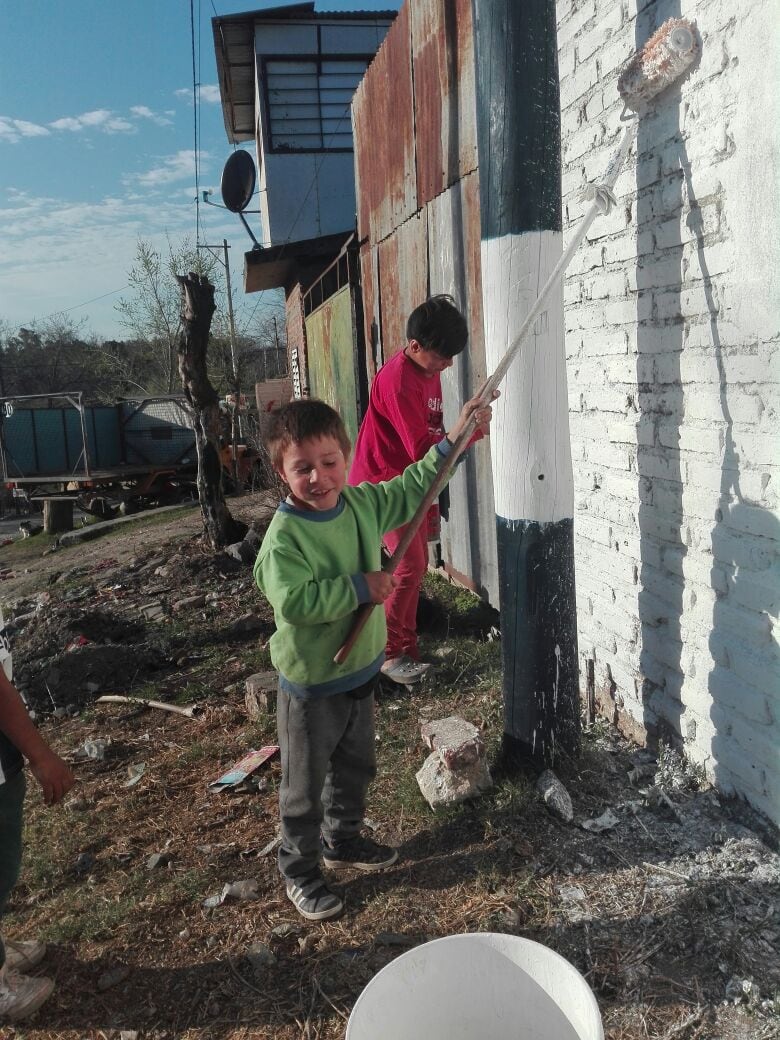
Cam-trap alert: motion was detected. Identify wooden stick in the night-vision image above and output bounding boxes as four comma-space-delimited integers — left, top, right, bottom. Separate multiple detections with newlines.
333, 418, 477, 665
96, 694, 199, 719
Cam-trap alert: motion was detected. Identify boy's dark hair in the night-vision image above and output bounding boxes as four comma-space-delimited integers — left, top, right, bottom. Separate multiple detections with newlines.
406, 294, 468, 358
266, 398, 351, 469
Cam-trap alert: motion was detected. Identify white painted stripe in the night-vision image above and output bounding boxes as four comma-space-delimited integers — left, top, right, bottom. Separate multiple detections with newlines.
481, 230, 574, 524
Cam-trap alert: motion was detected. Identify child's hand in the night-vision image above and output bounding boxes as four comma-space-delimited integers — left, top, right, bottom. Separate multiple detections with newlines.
364, 571, 398, 604
447, 389, 499, 443
29, 748, 75, 806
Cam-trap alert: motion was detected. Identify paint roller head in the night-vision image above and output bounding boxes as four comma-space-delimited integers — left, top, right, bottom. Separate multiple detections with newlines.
618, 18, 700, 111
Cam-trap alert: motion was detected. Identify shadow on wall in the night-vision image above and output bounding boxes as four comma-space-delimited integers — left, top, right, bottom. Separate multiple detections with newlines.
636, 5, 779, 818
685, 152, 779, 816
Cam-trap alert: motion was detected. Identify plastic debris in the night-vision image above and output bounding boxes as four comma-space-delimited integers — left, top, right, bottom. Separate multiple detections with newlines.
581, 808, 621, 833
123, 762, 147, 788
77, 738, 108, 761
209, 746, 279, 792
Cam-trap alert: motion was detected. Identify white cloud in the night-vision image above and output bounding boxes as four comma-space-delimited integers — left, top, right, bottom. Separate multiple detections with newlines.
175, 84, 222, 104
49, 109, 136, 134
129, 149, 212, 188
0, 184, 244, 337
200, 84, 222, 104
130, 105, 173, 127
0, 117, 51, 143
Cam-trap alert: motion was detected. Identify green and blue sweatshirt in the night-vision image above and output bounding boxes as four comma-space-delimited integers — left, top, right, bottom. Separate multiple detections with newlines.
254, 441, 453, 698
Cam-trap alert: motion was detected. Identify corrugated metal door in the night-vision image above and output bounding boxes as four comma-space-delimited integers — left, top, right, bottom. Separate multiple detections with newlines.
304, 284, 361, 446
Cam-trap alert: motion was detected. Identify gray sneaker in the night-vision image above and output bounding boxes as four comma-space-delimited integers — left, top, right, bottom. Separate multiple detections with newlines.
0, 969, 55, 1022
285, 875, 343, 922
4, 940, 47, 973
380, 656, 431, 686
323, 835, 398, 872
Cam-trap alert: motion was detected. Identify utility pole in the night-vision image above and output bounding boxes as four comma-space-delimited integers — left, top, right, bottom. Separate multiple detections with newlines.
472, 0, 580, 768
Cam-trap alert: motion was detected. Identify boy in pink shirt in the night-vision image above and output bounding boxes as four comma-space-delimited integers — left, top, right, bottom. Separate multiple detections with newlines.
349, 296, 477, 684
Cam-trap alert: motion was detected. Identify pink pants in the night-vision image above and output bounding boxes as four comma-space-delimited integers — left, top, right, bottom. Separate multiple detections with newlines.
383, 522, 428, 660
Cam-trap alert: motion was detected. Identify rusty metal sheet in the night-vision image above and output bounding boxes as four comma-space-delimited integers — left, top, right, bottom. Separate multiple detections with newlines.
359, 242, 382, 383
412, 0, 478, 208
354, 3, 416, 244
376, 209, 428, 363
427, 172, 497, 603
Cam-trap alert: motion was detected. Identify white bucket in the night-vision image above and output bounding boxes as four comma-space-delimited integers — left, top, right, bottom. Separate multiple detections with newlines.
346, 932, 603, 1040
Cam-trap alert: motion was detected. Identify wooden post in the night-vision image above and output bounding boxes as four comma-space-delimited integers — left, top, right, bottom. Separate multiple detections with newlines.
176, 272, 246, 549
43, 498, 74, 535
472, 0, 580, 765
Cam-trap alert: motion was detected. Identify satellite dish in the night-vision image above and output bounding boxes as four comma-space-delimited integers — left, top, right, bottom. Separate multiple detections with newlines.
221, 150, 256, 213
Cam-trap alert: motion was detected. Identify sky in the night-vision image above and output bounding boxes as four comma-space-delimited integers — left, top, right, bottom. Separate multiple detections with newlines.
0, 0, 398, 342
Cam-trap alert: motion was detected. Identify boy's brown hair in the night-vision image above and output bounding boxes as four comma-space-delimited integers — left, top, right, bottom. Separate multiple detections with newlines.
266, 398, 351, 469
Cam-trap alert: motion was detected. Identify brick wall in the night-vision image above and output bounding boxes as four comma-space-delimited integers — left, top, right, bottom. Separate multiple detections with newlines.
557, 0, 779, 823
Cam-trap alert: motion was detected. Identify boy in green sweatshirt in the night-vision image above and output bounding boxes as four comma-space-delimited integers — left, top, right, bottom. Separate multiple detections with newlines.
254, 394, 493, 921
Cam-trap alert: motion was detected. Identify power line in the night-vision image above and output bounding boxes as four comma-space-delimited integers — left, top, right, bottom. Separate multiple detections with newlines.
13, 286, 129, 331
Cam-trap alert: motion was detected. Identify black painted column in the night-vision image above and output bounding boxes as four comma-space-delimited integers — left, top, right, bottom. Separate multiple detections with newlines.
472, 0, 580, 764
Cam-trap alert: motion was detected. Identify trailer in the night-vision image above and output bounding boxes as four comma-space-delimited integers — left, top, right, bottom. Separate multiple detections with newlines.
0, 393, 199, 528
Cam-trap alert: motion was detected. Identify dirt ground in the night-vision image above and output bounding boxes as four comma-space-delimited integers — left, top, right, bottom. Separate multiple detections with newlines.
0, 497, 778, 1040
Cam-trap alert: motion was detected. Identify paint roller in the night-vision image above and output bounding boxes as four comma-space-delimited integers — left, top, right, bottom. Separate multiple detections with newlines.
334, 18, 700, 666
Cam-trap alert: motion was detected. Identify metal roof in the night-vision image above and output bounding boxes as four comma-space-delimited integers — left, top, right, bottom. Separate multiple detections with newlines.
212, 4, 398, 143
243, 230, 353, 293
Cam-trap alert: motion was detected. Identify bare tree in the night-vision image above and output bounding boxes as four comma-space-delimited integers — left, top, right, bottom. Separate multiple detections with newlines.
176, 271, 245, 549
118, 237, 219, 394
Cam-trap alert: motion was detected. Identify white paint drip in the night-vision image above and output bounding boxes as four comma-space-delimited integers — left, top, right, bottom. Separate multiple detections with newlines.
554, 643, 561, 709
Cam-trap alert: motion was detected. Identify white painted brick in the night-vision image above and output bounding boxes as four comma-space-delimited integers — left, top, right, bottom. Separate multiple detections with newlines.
557, 0, 597, 47
657, 421, 723, 455
580, 328, 630, 357
560, 0, 780, 823
685, 391, 764, 424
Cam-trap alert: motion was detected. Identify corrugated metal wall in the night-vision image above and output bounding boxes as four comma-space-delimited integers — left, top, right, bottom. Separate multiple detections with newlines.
353, 0, 497, 602
119, 400, 195, 467
305, 284, 362, 446
1, 406, 121, 477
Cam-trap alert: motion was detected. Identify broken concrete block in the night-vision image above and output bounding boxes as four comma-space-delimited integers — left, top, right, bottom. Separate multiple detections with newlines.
228, 612, 265, 636
226, 539, 258, 565
140, 600, 166, 622
172, 594, 206, 613
416, 751, 493, 810
245, 672, 277, 717
420, 716, 484, 770
536, 769, 574, 823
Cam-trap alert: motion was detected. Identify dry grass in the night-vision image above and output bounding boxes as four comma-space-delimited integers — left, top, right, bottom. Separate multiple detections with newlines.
1, 510, 777, 1039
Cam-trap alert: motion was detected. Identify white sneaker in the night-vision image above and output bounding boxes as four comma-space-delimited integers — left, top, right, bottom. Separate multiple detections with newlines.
0, 968, 55, 1022
4, 939, 47, 972
380, 656, 432, 686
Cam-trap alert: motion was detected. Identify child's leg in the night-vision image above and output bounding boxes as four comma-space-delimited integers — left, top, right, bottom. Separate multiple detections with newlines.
0, 772, 26, 971
382, 522, 428, 660
321, 683, 377, 848
277, 688, 370, 881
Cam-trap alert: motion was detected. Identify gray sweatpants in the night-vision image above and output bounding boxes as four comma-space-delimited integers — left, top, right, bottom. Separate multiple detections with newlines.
277, 680, 377, 881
